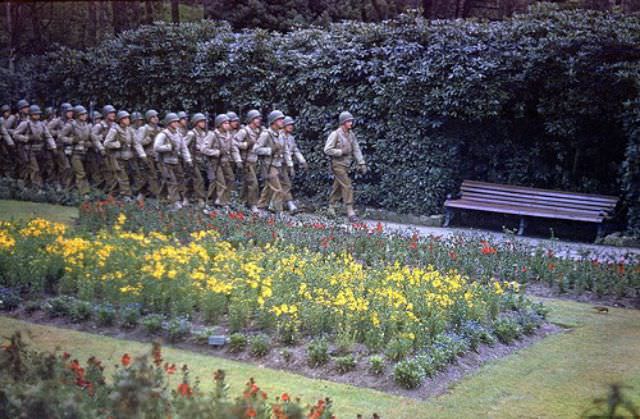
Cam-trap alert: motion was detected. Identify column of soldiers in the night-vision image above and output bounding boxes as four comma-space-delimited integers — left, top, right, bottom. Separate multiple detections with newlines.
1, 100, 367, 221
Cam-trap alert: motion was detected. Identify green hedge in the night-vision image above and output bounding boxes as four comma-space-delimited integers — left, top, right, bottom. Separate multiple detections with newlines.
8, 5, 640, 233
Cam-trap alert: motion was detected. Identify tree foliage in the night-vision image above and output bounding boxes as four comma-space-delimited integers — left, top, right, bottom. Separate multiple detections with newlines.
7, 5, 640, 233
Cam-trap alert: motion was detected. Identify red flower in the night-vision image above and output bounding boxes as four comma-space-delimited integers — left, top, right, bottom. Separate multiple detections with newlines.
548, 262, 556, 271
449, 251, 458, 261
480, 241, 497, 255
121, 353, 131, 367
164, 363, 176, 374
245, 407, 257, 418
281, 392, 289, 402
62, 352, 71, 360
177, 382, 192, 397
375, 222, 384, 234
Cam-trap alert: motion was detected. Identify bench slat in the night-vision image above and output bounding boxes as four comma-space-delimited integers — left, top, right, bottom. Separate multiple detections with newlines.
460, 186, 617, 209
444, 199, 605, 223
463, 180, 618, 204
459, 192, 613, 214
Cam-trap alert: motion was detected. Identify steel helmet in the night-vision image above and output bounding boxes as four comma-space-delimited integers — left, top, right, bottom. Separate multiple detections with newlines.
60, 102, 73, 113
29, 105, 42, 115
102, 105, 116, 115
131, 111, 143, 121
17, 99, 29, 110
267, 110, 285, 126
164, 113, 180, 125
177, 111, 188, 120
145, 109, 159, 121
92, 111, 102, 120
283, 116, 295, 126
339, 111, 354, 125
191, 113, 206, 124
44, 106, 55, 117
1, 104, 10, 113
214, 113, 229, 128
226, 111, 239, 122
74, 105, 88, 115
116, 110, 130, 121
246, 109, 261, 123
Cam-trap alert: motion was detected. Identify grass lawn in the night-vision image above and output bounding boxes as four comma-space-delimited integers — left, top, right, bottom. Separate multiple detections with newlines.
0, 199, 78, 225
2, 298, 639, 417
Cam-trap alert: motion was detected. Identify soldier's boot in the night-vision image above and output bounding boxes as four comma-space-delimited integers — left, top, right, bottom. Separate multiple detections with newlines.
250, 205, 260, 215
287, 201, 298, 213
346, 205, 359, 222
327, 205, 337, 218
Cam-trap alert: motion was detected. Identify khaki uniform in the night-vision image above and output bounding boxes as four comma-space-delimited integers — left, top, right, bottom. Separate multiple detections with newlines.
59, 120, 92, 195
91, 121, 116, 191
47, 117, 73, 189
153, 127, 192, 204
104, 124, 145, 197
234, 125, 263, 207
135, 124, 162, 197
324, 127, 365, 207
6, 113, 31, 181
283, 132, 307, 202
203, 129, 242, 205
0, 117, 16, 178
199, 130, 221, 203
13, 119, 57, 188
183, 127, 207, 203
254, 128, 293, 212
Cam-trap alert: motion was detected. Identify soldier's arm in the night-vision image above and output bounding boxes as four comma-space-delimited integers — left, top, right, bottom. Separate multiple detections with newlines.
59, 123, 74, 145
284, 141, 294, 168
200, 133, 220, 157
233, 129, 248, 150
43, 125, 57, 150
231, 139, 242, 163
1, 124, 13, 147
180, 138, 192, 164
291, 138, 307, 165
47, 119, 60, 137
12, 121, 29, 143
183, 130, 195, 149
133, 129, 147, 158
324, 131, 342, 157
136, 126, 149, 146
103, 127, 121, 149
253, 131, 272, 156
90, 124, 105, 152
351, 134, 365, 165
5, 115, 17, 135
153, 132, 171, 154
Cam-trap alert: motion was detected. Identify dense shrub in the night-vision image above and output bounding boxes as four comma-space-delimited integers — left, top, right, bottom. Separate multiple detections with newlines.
11, 6, 640, 233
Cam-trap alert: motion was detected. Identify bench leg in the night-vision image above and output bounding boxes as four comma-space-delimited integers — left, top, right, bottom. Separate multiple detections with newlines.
596, 224, 605, 241
518, 217, 527, 236
444, 208, 454, 228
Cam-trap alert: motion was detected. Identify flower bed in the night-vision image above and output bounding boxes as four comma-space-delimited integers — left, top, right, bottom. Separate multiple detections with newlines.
0, 332, 336, 419
0, 215, 547, 390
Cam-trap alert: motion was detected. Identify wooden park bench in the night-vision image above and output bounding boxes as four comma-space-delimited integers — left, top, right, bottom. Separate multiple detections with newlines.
443, 180, 619, 239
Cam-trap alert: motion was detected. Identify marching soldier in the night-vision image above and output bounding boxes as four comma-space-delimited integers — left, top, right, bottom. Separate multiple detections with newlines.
12, 105, 57, 189
47, 103, 74, 190
0, 104, 16, 178
135, 109, 163, 198
131, 112, 145, 129
227, 111, 241, 137
59, 105, 92, 195
6, 100, 31, 181
281, 116, 308, 213
254, 110, 293, 214
85, 110, 106, 189
234, 109, 263, 213
91, 105, 117, 191
183, 113, 208, 207
104, 110, 146, 199
153, 113, 192, 209
324, 111, 367, 222
208, 114, 241, 207
177, 111, 189, 137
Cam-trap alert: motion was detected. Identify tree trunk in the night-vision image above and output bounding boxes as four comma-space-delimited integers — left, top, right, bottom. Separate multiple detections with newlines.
171, 0, 180, 24
145, 0, 154, 24
87, 1, 97, 46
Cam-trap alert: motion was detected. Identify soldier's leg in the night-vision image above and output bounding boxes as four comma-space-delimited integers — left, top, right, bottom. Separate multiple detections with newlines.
146, 158, 161, 197
267, 166, 284, 213
28, 151, 43, 188
113, 158, 132, 197
206, 162, 217, 204
281, 168, 292, 202
162, 163, 180, 204
245, 162, 259, 209
71, 153, 90, 195
55, 149, 73, 189
214, 164, 227, 205
192, 162, 206, 205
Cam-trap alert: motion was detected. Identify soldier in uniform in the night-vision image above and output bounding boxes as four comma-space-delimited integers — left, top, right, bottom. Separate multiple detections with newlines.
134, 109, 163, 198
59, 105, 92, 196
104, 110, 146, 199
0, 105, 16, 178
254, 110, 293, 214
131, 112, 145, 129
47, 103, 74, 190
12, 105, 57, 188
234, 109, 263, 213
183, 113, 208, 207
324, 111, 367, 221
207, 114, 241, 207
281, 116, 308, 213
177, 111, 189, 137
91, 105, 117, 191
85, 110, 107, 189
227, 111, 241, 137
153, 113, 192, 210
5, 100, 32, 182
